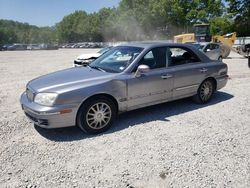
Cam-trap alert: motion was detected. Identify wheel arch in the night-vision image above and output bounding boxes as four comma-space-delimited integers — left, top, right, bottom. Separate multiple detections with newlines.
75, 93, 119, 124
202, 77, 217, 91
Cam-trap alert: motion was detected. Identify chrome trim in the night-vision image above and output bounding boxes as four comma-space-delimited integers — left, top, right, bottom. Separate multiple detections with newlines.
161, 74, 173, 79
39, 111, 60, 115
199, 68, 208, 73
23, 105, 60, 115
217, 75, 229, 82
23, 105, 38, 115
175, 84, 199, 91
129, 90, 166, 100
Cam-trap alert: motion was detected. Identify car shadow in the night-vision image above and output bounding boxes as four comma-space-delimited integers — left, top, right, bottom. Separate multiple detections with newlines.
35, 91, 233, 142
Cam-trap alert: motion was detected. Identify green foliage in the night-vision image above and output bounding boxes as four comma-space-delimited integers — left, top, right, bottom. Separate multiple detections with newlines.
209, 17, 233, 35
0, 19, 56, 45
226, 0, 250, 36
0, 0, 249, 44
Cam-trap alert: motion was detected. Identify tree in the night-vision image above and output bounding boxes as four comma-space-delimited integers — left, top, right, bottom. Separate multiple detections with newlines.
0, 0, 246, 44
56, 10, 89, 43
226, 0, 250, 36
210, 16, 233, 35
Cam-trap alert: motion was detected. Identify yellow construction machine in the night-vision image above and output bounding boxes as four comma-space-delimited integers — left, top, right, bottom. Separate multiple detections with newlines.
174, 24, 237, 58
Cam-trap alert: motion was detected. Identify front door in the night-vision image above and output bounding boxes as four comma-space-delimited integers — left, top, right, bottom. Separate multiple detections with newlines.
127, 47, 173, 109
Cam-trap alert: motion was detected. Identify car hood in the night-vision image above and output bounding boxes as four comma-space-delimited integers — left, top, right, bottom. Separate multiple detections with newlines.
27, 67, 114, 93
76, 53, 101, 60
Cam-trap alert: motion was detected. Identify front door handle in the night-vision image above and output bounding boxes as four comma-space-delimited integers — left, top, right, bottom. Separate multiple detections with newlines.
161, 74, 173, 79
199, 68, 208, 73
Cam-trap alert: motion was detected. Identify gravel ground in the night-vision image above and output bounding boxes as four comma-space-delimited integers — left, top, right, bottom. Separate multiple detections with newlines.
0, 49, 249, 188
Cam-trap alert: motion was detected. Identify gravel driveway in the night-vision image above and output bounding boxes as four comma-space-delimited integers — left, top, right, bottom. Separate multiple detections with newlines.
0, 49, 249, 188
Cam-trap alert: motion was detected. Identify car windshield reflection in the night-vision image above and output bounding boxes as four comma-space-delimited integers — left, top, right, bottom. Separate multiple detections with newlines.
90, 46, 143, 73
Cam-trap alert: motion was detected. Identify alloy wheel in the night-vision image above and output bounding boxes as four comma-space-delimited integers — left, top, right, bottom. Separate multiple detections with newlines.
85, 102, 112, 129
200, 81, 213, 102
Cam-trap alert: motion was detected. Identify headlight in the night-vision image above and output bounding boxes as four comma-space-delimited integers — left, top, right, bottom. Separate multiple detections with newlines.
34, 93, 58, 106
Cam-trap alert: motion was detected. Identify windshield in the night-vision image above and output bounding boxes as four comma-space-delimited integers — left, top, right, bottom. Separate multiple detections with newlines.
90, 46, 143, 73
195, 26, 210, 36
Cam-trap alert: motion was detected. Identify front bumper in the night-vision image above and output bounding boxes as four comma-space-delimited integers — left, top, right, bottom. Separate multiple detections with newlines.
20, 92, 78, 128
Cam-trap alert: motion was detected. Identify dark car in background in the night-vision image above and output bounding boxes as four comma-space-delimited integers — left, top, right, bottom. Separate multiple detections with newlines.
1, 44, 12, 50
0, 45, 4, 51
7, 44, 28, 50
236, 43, 250, 57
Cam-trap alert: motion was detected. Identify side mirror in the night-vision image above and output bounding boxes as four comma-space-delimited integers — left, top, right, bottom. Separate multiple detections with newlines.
206, 49, 211, 52
135, 64, 150, 77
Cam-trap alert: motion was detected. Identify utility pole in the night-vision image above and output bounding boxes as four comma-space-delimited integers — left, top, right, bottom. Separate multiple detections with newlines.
248, 53, 250, 68
248, 48, 250, 68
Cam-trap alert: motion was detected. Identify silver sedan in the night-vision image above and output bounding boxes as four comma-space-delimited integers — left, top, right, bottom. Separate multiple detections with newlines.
192, 42, 223, 61
20, 43, 228, 134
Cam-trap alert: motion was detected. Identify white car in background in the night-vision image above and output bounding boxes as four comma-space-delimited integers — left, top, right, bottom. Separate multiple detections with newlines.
74, 46, 112, 67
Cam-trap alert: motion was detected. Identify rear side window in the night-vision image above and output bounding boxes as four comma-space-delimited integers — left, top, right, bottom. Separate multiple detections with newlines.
168, 47, 200, 67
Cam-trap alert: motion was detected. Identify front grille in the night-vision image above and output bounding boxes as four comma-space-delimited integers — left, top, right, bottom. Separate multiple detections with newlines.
26, 88, 34, 101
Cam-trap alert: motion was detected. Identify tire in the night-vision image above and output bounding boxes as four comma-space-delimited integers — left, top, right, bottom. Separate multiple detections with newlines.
192, 79, 215, 104
76, 96, 117, 134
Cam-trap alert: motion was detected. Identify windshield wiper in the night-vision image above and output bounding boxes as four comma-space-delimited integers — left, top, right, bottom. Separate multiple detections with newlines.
81, 63, 92, 70
89, 66, 106, 72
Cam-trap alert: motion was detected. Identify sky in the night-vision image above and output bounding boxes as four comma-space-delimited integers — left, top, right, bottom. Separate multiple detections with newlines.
0, 0, 121, 27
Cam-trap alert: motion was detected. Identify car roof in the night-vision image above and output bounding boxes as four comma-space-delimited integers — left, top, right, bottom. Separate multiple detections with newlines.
118, 42, 200, 50
192, 42, 220, 46
118, 42, 211, 58
117, 42, 213, 74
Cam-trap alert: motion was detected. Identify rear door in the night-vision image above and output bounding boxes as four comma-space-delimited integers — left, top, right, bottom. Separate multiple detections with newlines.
167, 47, 209, 99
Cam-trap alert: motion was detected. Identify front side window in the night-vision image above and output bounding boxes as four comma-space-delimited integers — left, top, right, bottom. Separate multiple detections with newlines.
212, 44, 220, 49
90, 46, 143, 73
168, 47, 200, 66
138, 47, 167, 69
204, 44, 212, 52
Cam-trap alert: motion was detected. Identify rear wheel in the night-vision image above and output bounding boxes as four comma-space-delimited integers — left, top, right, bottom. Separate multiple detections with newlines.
193, 79, 215, 104
76, 97, 117, 134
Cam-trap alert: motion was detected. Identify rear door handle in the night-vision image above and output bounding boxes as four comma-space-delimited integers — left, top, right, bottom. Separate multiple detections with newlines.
161, 74, 173, 79
199, 68, 208, 73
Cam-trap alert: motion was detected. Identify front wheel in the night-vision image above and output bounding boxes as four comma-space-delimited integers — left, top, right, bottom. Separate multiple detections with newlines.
193, 79, 215, 104
76, 97, 117, 134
